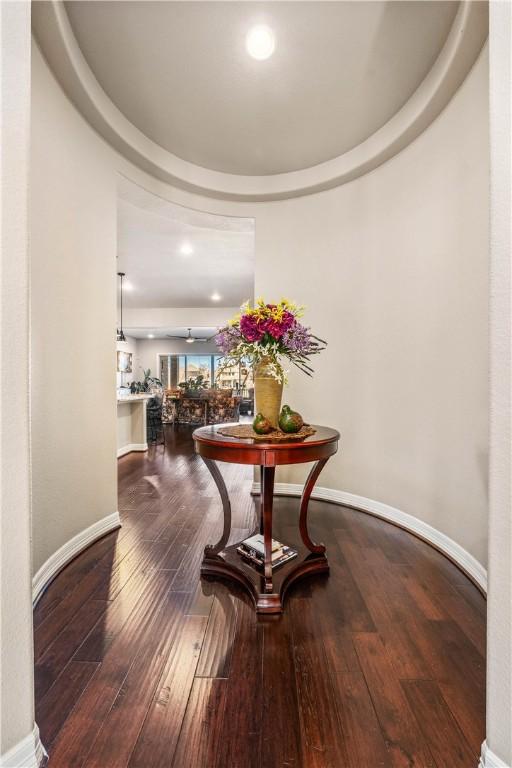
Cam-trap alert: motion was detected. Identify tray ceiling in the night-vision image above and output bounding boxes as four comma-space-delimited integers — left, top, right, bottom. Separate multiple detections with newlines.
32, 1, 488, 200
64, 0, 459, 176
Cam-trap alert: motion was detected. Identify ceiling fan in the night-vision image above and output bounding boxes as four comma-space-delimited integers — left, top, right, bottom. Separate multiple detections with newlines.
166, 328, 215, 344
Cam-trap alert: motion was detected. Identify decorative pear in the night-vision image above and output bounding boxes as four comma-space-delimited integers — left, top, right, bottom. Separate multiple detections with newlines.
253, 413, 273, 435
278, 405, 304, 433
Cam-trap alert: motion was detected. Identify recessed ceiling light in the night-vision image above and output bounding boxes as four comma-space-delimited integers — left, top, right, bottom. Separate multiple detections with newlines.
211, 292, 221, 302
180, 242, 194, 256
246, 25, 275, 61
147, 333, 155, 339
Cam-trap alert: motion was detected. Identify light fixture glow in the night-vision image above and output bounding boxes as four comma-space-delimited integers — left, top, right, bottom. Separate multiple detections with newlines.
180, 242, 194, 256
211, 292, 221, 302
147, 333, 155, 339
186, 336, 195, 344
246, 25, 275, 60
123, 280, 134, 291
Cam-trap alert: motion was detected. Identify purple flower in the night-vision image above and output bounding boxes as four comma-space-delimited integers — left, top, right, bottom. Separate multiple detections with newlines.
215, 326, 242, 354
282, 322, 313, 353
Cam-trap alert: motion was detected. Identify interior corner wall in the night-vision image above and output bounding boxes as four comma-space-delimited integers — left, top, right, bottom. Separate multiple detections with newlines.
30, 41, 117, 575
255, 46, 489, 567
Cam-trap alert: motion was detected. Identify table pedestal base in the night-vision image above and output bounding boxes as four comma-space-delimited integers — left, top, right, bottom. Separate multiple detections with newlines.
194, 426, 340, 614
201, 544, 329, 614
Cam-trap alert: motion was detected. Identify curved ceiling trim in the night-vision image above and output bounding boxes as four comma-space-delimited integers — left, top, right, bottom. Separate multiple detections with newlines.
32, 1, 487, 202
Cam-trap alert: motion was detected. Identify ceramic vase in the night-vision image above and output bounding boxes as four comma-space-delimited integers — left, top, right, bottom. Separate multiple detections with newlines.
253, 358, 283, 428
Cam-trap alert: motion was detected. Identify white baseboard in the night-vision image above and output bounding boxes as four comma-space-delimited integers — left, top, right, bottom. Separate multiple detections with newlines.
117, 442, 148, 458
0, 725, 46, 768
32, 511, 121, 606
480, 741, 511, 768
251, 482, 487, 593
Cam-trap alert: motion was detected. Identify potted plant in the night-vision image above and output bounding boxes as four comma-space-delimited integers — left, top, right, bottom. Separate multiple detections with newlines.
142, 369, 162, 393
178, 374, 207, 396
215, 299, 326, 427
128, 369, 162, 394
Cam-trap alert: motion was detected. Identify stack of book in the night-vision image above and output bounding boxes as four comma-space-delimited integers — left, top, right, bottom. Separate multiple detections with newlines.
237, 533, 298, 571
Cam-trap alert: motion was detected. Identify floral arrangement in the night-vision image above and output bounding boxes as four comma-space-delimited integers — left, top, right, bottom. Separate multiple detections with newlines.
215, 299, 326, 383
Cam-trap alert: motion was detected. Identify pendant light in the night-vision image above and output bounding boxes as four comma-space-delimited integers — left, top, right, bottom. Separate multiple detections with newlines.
117, 272, 126, 343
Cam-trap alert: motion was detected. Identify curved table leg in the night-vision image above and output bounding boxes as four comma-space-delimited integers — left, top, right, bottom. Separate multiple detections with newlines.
259, 465, 264, 535
261, 466, 276, 593
202, 457, 231, 558
299, 458, 328, 554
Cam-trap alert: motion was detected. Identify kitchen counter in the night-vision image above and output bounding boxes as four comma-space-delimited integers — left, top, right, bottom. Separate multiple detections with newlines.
117, 393, 153, 403
117, 394, 152, 457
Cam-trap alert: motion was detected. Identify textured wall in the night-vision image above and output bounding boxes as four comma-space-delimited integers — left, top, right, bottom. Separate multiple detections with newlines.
30, 42, 118, 574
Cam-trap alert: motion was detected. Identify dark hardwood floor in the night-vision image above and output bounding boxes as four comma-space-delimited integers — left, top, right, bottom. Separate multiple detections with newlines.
34, 425, 486, 768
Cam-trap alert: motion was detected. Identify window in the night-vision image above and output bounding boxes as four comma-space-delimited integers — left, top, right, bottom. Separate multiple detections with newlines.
158, 354, 254, 396
178, 355, 186, 386
159, 354, 213, 388
185, 355, 212, 385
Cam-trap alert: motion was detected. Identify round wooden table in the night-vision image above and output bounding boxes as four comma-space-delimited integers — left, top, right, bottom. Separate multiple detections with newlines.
193, 424, 340, 614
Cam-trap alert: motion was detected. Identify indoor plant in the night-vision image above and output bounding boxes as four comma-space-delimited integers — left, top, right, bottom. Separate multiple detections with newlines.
128, 369, 162, 394
215, 299, 326, 427
178, 374, 207, 395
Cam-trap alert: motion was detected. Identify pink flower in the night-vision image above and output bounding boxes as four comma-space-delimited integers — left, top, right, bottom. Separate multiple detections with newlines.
240, 314, 264, 342
261, 311, 296, 340
261, 319, 285, 339
280, 311, 295, 331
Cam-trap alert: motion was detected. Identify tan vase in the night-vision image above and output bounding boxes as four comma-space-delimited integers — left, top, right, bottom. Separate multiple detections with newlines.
253, 358, 283, 428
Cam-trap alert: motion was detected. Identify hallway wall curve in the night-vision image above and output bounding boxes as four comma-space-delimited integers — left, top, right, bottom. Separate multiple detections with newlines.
254, 47, 489, 568
29, 37, 488, 589
30, 42, 119, 576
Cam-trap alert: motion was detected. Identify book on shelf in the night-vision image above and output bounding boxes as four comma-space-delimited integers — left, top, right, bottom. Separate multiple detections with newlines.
241, 533, 281, 556
237, 534, 298, 571
237, 545, 298, 571
238, 543, 288, 563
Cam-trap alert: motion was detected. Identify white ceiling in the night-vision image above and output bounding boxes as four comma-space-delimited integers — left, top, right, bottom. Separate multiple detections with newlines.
127, 327, 218, 341
65, 1, 459, 176
117, 182, 254, 309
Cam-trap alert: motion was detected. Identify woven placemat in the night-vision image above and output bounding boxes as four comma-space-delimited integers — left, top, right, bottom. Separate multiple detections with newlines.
217, 424, 316, 442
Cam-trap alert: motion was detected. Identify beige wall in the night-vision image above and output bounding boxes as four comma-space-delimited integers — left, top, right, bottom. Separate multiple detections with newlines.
0, 1, 36, 759
30, 42, 118, 575
487, 4, 512, 764
256, 47, 489, 567
29, 34, 488, 589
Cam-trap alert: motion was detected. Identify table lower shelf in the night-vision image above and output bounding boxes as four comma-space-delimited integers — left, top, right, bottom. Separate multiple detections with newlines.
201, 540, 329, 614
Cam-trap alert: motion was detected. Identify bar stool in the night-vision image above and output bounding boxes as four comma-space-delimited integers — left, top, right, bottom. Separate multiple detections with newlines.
146, 396, 166, 446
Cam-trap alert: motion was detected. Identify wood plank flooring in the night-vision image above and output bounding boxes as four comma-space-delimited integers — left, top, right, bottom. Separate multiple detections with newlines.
34, 424, 486, 768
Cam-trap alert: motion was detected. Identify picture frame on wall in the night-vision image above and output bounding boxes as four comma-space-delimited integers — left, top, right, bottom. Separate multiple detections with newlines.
117, 350, 132, 373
